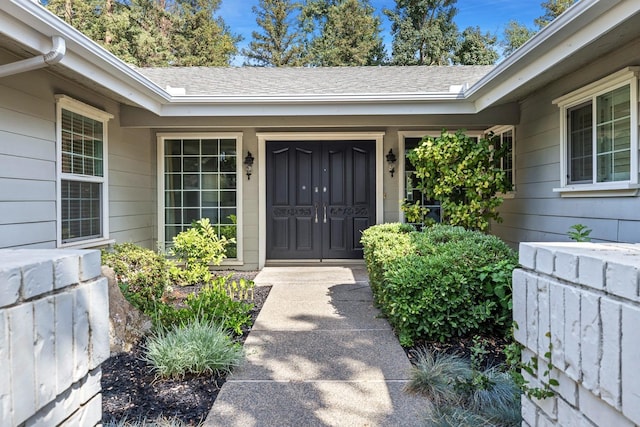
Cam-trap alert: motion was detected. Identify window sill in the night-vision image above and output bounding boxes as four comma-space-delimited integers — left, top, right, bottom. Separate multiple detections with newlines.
221, 259, 244, 266
59, 238, 115, 249
553, 183, 640, 198
498, 191, 516, 199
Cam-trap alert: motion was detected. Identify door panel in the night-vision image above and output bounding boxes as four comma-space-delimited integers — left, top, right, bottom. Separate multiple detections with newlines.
266, 140, 375, 260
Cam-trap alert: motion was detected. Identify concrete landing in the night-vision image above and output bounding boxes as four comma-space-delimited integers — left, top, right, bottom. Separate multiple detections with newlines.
204, 266, 426, 427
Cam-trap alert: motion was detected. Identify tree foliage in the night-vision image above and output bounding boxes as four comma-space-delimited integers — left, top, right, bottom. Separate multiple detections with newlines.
454, 26, 498, 65
534, 0, 577, 28
301, 0, 385, 66
501, 20, 536, 57
44, 0, 239, 66
385, 0, 459, 65
407, 130, 512, 232
242, 0, 305, 66
502, 0, 577, 56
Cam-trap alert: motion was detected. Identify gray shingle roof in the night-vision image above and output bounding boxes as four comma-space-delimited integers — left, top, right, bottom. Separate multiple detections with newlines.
138, 66, 494, 96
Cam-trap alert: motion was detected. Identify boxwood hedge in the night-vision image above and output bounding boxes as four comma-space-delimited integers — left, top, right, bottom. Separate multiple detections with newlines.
361, 224, 517, 345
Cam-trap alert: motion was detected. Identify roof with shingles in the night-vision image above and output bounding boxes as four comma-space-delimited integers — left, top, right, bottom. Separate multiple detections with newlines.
138, 65, 495, 96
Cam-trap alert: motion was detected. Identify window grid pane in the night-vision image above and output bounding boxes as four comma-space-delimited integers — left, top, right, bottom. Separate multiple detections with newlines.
164, 138, 238, 253
568, 103, 593, 183
596, 85, 631, 182
500, 130, 514, 186
61, 109, 104, 177
404, 138, 441, 224
61, 180, 102, 243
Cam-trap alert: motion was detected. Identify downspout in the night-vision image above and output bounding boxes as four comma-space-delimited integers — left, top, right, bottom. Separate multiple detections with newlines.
0, 36, 66, 78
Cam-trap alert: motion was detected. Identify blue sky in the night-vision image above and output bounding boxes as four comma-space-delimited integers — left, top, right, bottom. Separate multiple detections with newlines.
218, 0, 545, 64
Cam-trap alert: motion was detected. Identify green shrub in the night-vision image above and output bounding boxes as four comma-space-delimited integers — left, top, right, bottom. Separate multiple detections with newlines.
361, 223, 517, 345
220, 214, 238, 258
101, 243, 169, 315
144, 318, 244, 379
361, 222, 414, 298
152, 275, 254, 335
170, 218, 233, 286
407, 130, 512, 232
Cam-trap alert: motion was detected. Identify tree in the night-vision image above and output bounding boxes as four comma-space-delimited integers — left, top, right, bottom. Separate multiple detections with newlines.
501, 20, 536, 57
44, 0, 240, 66
384, 0, 459, 66
407, 130, 511, 232
171, 0, 240, 66
242, 0, 305, 66
454, 26, 498, 65
301, 0, 385, 66
534, 0, 577, 28
501, 0, 577, 56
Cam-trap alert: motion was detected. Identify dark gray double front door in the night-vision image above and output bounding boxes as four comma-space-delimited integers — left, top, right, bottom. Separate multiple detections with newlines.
266, 141, 376, 260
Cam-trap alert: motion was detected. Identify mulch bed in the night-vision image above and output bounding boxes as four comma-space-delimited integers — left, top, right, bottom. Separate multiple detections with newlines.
406, 334, 509, 370
102, 271, 509, 425
101, 272, 267, 426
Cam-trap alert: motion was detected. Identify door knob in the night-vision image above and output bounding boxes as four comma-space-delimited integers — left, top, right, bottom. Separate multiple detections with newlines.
314, 203, 319, 223
323, 204, 327, 223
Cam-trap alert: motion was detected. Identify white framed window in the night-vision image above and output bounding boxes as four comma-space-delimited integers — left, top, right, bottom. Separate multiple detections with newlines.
553, 67, 640, 197
56, 95, 113, 247
157, 133, 243, 262
487, 125, 516, 195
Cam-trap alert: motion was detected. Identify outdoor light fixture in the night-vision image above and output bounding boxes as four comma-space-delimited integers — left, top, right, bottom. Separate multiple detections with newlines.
244, 151, 254, 180
386, 148, 397, 177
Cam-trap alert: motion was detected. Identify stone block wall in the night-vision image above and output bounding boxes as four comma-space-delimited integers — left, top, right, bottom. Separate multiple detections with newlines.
514, 242, 640, 427
0, 249, 109, 426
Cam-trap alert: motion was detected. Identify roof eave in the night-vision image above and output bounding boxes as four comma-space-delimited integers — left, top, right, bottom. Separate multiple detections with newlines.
1, 0, 170, 113
467, 0, 633, 111
157, 97, 479, 117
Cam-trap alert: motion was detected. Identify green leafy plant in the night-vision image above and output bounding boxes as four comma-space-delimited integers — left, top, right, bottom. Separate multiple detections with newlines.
101, 243, 169, 315
152, 275, 254, 335
361, 223, 517, 345
470, 336, 490, 372
400, 200, 434, 226
170, 218, 234, 286
219, 214, 238, 258
505, 327, 558, 400
478, 259, 518, 330
144, 318, 244, 379
567, 223, 592, 242
407, 130, 512, 231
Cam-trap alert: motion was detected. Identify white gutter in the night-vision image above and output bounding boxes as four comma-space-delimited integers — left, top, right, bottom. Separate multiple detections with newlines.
166, 92, 467, 104
466, 0, 626, 110
0, 35, 65, 78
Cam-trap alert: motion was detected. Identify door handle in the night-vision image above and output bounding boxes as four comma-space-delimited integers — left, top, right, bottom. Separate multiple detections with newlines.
314, 203, 319, 223
323, 204, 327, 223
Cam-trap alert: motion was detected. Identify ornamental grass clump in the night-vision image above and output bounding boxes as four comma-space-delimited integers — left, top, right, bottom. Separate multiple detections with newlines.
144, 319, 244, 379
407, 347, 521, 427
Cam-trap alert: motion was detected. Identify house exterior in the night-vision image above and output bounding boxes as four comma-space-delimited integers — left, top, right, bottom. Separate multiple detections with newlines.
1, 0, 640, 269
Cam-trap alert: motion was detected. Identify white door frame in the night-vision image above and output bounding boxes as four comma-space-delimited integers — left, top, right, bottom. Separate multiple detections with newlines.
256, 132, 385, 268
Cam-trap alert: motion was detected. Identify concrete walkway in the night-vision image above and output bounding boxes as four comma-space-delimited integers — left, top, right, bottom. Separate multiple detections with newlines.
203, 266, 426, 427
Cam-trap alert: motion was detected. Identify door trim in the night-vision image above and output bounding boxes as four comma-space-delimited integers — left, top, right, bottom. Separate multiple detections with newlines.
257, 132, 385, 269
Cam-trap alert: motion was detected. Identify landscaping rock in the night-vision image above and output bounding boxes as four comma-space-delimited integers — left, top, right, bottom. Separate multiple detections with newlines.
103, 265, 152, 355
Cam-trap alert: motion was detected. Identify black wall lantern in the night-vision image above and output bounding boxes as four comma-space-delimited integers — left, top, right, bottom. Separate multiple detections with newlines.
386, 148, 397, 177
244, 151, 254, 180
